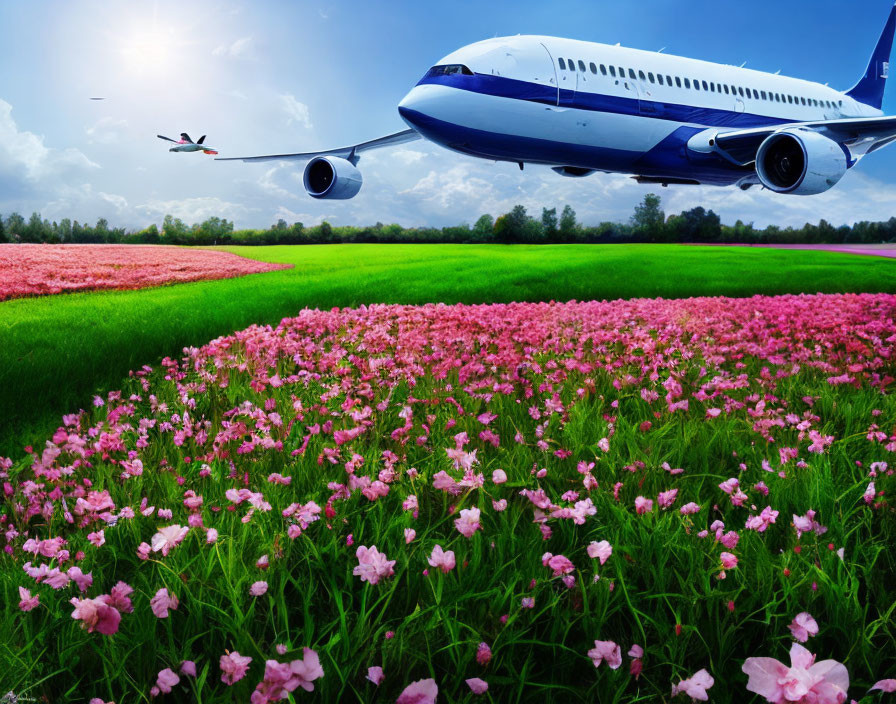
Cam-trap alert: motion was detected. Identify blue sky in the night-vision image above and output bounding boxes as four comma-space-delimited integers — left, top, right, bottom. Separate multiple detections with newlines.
3, 0, 896, 230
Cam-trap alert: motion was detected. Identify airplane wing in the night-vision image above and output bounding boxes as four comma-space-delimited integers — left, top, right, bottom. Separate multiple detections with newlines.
710, 116, 896, 165
214, 128, 420, 163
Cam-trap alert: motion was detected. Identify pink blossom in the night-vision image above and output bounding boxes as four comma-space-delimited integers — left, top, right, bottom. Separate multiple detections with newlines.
150, 588, 179, 618
353, 545, 395, 585
181, 660, 197, 677
521, 596, 535, 609
788, 612, 819, 643
87, 530, 105, 547
207, 528, 219, 544
657, 488, 679, 509
628, 644, 644, 658
871, 679, 896, 692
290, 647, 324, 692
597, 437, 610, 452
367, 666, 385, 685
428, 544, 456, 573
541, 552, 575, 577
18, 586, 39, 612
492, 469, 507, 484
106, 581, 134, 613
67, 566, 93, 593
404, 528, 416, 544
671, 668, 714, 701
476, 642, 492, 666
70, 596, 121, 635
396, 678, 438, 704
454, 507, 482, 538
742, 643, 849, 704
720, 552, 738, 570
587, 540, 613, 565
635, 496, 654, 515
250, 580, 269, 597
588, 640, 622, 669
151, 524, 188, 556
220, 651, 253, 685
466, 677, 489, 694
156, 667, 180, 694
680, 502, 701, 515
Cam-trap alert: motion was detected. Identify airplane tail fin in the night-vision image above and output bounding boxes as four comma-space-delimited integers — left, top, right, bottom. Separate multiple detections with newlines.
198, 135, 206, 144
846, 2, 896, 109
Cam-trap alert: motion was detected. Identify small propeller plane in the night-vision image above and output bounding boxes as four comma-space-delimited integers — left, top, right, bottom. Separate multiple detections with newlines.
157, 133, 218, 155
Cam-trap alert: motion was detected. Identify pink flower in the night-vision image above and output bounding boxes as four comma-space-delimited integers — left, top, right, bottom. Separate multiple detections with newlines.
397, 678, 438, 704
18, 586, 39, 612
871, 679, 896, 692
587, 540, 612, 565
788, 612, 819, 643
680, 502, 701, 515
156, 667, 180, 694
207, 528, 219, 544
635, 496, 653, 515
181, 660, 197, 677
70, 596, 121, 635
742, 643, 849, 704
657, 488, 679, 509
454, 507, 481, 538
249, 580, 269, 597
541, 552, 575, 577
671, 668, 714, 701
367, 666, 385, 685
151, 524, 188, 556
466, 677, 489, 694
521, 596, 535, 609
597, 437, 610, 452
476, 642, 492, 666
220, 651, 253, 685
87, 530, 105, 548
628, 644, 644, 658
492, 469, 507, 484
150, 588, 179, 618
67, 566, 93, 593
353, 545, 395, 585
588, 640, 622, 669
107, 581, 134, 613
428, 544, 456, 573
720, 552, 738, 570
290, 647, 324, 692
404, 528, 416, 544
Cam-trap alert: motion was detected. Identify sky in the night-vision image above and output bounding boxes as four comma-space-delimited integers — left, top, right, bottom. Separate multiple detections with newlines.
4, 0, 896, 231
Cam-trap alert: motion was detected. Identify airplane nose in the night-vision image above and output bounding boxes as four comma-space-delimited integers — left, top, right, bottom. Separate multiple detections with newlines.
397, 86, 425, 127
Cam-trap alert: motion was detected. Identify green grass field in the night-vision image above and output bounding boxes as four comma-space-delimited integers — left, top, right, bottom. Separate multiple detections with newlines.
2, 243, 896, 456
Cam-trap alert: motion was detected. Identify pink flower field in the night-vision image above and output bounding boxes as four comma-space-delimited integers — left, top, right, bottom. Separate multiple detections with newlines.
2, 293, 895, 702
0, 244, 289, 301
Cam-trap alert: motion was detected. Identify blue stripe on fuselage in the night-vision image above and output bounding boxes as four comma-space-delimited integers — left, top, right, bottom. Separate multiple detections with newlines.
417, 73, 793, 130
398, 107, 751, 185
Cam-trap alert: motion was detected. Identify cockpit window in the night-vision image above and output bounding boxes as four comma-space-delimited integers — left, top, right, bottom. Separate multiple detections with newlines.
424, 64, 474, 78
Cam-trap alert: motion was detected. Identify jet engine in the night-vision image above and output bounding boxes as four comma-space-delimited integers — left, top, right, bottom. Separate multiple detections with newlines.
755, 128, 847, 195
303, 156, 363, 199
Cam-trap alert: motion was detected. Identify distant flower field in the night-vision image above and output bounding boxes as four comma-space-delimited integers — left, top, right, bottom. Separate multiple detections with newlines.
2, 294, 895, 702
0, 244, 289, 301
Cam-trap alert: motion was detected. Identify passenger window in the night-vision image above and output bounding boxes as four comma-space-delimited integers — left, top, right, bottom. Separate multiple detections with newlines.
618, 67, 625, 78
675, 77, 682, 87
649, 72, 656, 83
657, 74, 664, 85
684, 78, 691, 88
738, 87, 744, 97
709, 82, 715, 92
801, 97, 806, 105
567, 58, 575, 70
578, 60, 586, 72
694, 79, 700, 90
629, 69, 637, 79
638, 70, 646, 81
760, 91, 766, 100
723, 85, 729, 94
591, 62, 598, 74
558, 58, 566, 70
667, 75, 673, 85
609, 65, 616, 77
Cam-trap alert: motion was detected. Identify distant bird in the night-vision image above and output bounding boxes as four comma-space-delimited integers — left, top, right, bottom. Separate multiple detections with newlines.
89, 97, 106, 101
157, 132, 218, 155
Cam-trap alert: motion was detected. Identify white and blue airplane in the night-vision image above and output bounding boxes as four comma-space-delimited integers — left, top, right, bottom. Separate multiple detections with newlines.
219, 2, 896, 198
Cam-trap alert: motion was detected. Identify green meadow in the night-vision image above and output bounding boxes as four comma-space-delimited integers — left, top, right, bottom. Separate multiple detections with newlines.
2, 243, 896, 456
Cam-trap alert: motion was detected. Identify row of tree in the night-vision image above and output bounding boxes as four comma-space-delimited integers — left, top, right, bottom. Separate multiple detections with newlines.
2, 196, 896, 246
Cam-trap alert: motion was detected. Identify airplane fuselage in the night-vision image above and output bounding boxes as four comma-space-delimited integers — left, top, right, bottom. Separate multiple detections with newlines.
397, 36, 882, 187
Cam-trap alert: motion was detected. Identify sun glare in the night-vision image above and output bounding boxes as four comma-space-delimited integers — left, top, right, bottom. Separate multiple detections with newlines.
121, 28, 177, 75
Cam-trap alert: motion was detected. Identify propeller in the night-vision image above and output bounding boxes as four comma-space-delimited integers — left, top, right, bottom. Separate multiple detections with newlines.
157, 134, 178, 143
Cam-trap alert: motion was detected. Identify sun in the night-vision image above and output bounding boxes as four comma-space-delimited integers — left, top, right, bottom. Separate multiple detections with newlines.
120, 28, 178, 76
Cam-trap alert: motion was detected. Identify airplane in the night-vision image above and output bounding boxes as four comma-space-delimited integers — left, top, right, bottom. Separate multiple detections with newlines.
217, 2, 896, 199
157, 133, 218, 155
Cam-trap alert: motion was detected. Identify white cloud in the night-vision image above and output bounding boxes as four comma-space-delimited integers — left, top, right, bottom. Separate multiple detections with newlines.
86, 116, 128, 145
279, 94, 313, 129
0, 98, 98, 184
99, 192, 128, 211
212, 36, 254, 59
136, 196, 249, 223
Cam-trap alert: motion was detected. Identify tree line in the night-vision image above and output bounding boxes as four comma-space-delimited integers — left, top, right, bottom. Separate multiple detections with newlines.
2, 195, 896, 246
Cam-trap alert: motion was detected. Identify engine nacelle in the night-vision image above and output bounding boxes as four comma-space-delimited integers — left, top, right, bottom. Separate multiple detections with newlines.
303, 156, 363, 199
755, 128, 847, 195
